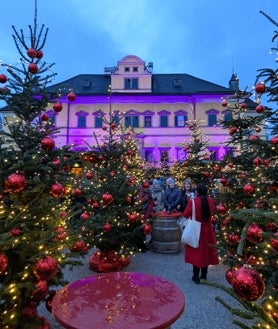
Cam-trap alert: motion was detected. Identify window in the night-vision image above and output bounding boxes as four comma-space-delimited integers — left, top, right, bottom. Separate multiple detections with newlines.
223, 112, 233, 123
160, 150, 169, 163
95, 116, 103, 128
208, 114, 217, 126
160, 116, 168, 127
124, 67, 130, 72
144, 116, 152, 127
125, 116, 139, 128
144, 149, 153, 162
78, 116, 86, 128
175, 115, 187, 127
133, 66, 138, 72
124, 78, 138, 90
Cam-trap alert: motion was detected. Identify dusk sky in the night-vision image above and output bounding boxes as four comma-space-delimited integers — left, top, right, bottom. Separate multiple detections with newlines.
0, 0, 277, 96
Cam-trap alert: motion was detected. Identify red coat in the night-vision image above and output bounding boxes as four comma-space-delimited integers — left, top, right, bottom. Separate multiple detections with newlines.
183, 197, 219, 267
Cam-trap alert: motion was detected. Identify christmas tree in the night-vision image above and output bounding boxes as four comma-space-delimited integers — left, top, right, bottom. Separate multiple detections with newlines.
210, 11, 278, 329
71, 93, 151, 272
0, 3, 84, 328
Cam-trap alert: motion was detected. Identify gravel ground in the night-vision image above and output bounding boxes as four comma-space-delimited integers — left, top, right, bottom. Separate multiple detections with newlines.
38, 246, 251, 329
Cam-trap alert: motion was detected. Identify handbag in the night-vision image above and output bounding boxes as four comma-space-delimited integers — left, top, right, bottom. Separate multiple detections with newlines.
181, 199, 201, 248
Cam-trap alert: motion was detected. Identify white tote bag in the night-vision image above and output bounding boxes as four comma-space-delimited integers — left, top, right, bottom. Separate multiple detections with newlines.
181, 199, 201, 248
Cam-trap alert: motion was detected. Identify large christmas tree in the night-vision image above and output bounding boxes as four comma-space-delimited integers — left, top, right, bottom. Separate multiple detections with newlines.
0, 3, 84, 328
211, 11, 278, 329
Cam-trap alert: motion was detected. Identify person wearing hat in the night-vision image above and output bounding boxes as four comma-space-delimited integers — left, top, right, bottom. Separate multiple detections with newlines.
163, 178, 182, 214
151, 179, 165, 213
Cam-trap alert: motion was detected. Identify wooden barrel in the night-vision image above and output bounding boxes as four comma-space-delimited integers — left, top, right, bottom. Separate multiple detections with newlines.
151, 215, 181, 253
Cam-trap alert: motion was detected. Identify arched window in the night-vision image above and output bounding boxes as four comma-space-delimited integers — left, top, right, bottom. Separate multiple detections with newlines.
76, 110, 89, 128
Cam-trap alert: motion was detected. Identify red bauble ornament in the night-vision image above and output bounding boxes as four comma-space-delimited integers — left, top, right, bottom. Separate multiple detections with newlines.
5, 172, 28, 193
254, 126, 261, 133
0, 73, 8, 83
246, 223, 264, 243
52, 102, 63, 112
243, 183, 255, 195
67, 91, 76, 101
27, 48, 37, 58
228, 233, 240, 245
142, 181, 150, 188
232, 267, 265, 301
70, 240, 89, 253
249, 134, 259, 141
32, 280, 49, 302
86, 172, 94, 179
221, 100, 228, 107
254, 83, 266, 94
0, 252, 8, 275
110, 122, 117, 130
41, 113, 49, 121
143, 223, 152, 235
33, 256, 58, 281
253, 157, 262, 166
93, 201, 100, 209
41, 137, 55, 151
270, 136, 278, 144
102, 193, 113, 205
229, 126, 237, 135
103, 222, 112, 232
80, 212, 89, 221
266, 222, 278, 232
255, 104, 265, 113
10, 228, 22, 236
225, 268, 235, 285
240, 103, 247, 109
216, 204, 226, 214
128, 213, 138, 223
36, 50, 43, 59
270, 232, 278, 252
28, 63, 39, 74
74, 188, 83, 197
49, 183, 64, 198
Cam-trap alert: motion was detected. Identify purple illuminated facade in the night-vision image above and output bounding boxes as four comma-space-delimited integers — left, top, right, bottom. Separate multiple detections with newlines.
44, 55, 255, 165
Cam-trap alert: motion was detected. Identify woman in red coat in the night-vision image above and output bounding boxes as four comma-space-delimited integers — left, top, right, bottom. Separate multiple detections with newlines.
183, 183, 219, 284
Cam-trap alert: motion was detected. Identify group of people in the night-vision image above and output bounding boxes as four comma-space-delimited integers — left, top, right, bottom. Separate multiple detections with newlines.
139, 177, 219, 284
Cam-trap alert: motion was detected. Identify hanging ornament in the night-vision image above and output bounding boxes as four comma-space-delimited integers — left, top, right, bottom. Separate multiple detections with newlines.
74, 188, 83, 197
102, 193, 113, 205
32, 280, 49, 302
10, 228, 22, 236
228, 233, 240, 245
103, 222, 112, 232
85, 172, 94, 179
229, 126, 238, 135
52, 101, 63, 112
254, 82, 266, 94
27, 48, 37, 58
128, 213, 138, 223
142, 181, 150, 188
246, 223, 264, 243
270, 136, 278, 144
5, 172, 27, 193
33, 256, 58, 281
143, 223, 152, 235
240, 103, 247, 109
232, 267, 265, 301
80, 212, 89, 221
0, 252, 8, 275
255, 104, 265, 113
216, 204, 226, 214
67, 91, 76, 101
0, 74, 8, 83
253, 157, 262, 166
49, 183, 64, 198
41, 137, 55, 151
225, 268, 236, 284
221, 100, 228, 107
41, 113, 49, 121
243, 183, 255, 195
36, 50, 44, 59
28, 63, 39, 74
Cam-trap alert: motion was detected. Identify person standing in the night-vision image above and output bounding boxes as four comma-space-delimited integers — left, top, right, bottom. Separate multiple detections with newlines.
163, 178, 182, 214
151, 179, 165, 213
183, 183, 219, 284
180, 179, 195, 212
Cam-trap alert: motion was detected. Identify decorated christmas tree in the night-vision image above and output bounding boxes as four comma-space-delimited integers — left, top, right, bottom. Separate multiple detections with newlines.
0, 3, 83, 328
71, 94, 151, 272
210, 11, 278, 329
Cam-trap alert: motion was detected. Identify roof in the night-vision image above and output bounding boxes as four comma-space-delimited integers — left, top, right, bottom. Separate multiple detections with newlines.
45, 73, 234, 96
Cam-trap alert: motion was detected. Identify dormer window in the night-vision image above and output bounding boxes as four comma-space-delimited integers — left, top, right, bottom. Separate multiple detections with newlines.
124, 67, 130, 72
133, 66, 138, 72
124, 78, 138, 90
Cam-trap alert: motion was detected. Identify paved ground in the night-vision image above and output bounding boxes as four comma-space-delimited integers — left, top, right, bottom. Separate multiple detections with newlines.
39, 245, 250, 329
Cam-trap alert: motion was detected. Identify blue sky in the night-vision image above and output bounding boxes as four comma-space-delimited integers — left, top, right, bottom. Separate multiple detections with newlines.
0, 0, 277, 94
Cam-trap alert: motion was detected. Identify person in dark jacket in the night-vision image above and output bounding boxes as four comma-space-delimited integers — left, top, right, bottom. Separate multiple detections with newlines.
163, 178, 182, 214
183, 183, 219, 284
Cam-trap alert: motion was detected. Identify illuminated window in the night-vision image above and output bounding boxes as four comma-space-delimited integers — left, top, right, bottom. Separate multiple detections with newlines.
144, 116, 152, 127
175, 115, 187, 127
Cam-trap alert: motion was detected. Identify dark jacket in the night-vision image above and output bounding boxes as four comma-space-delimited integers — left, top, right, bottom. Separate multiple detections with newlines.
163, 186, 182, 211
